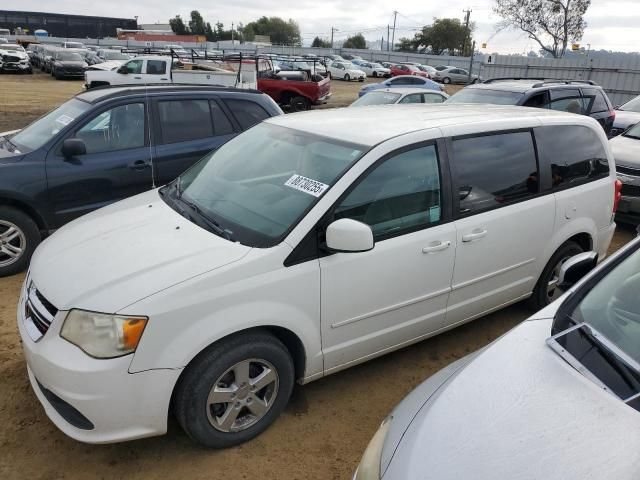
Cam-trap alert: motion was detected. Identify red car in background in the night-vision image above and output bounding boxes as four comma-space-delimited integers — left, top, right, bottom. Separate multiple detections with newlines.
389, 63, 430, 78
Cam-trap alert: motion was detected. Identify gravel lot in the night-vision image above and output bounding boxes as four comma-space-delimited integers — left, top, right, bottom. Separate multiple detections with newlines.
0, 70, 635, 480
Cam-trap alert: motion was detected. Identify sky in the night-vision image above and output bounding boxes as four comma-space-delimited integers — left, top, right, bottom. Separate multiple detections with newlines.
13, 0, 640, 53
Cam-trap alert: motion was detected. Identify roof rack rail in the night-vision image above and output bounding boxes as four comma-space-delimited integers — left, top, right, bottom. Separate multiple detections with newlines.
531, 79, 597, 87
483, 77, 549, 84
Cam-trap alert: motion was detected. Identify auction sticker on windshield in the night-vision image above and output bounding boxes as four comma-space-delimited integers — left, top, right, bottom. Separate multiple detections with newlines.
285, 174, 329, 197
55, 114, 75, 126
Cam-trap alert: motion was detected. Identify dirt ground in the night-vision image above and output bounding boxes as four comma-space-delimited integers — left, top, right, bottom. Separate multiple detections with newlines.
0, 71, 636, 480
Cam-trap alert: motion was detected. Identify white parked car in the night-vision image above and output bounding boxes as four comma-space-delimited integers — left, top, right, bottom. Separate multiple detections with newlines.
356, 61, 391, 78
327, 61, 366, 81
350, 88, 448, 107
19, 105, 616, 448
354, 234, 640, 480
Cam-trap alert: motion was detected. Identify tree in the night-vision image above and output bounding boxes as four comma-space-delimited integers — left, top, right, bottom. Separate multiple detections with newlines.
243, 16, 302, 46
397, 37, 416, 52
311, 36, 331, 48
169, 15, 188, 35
493, 0, 591, 58
189, 10, 206, 35
343, 33, 367, 49
412, 18, 472, 55
205, 22, 215, 42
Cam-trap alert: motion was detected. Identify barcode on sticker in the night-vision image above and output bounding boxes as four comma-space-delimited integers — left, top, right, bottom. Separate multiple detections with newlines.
284, 174, 329, 197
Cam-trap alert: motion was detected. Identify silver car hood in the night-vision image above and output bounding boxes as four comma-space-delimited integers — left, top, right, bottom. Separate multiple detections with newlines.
614, 110, 640, 130
383, 318, 640, 479
610, 134, 640, 169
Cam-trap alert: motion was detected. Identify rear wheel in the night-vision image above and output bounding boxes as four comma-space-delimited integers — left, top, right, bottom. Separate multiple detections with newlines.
174, 331, 295, 448
530, 241, 583, 309
372, 71, 378, 78
289, 96, 309, 112
0, 206, 41, 277
442, 77, 451, 84
343, 73, 350, 81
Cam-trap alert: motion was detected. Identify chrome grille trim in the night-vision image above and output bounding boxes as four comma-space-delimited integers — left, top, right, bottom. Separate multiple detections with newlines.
23, 283, 58, 342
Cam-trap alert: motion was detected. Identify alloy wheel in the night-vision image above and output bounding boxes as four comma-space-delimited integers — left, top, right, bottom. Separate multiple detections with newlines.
0, 220, 26, 268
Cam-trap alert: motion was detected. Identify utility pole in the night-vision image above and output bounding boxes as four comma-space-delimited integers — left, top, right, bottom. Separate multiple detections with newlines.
390, 11, 398, 52
387, 25, 390, 51
467, 40, 475, 83
462, 8, 472, 55
231, 22, 235, 45
330, 27, 339, 49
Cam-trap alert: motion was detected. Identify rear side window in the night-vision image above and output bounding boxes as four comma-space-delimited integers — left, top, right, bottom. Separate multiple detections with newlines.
225, 99, 270, 130
582, 88, 610, 113
210, 101, 234, 135
146, 60, 166, 75
158, 100, 214, 144
535, 125, 610, 191
451, 131, 539, 215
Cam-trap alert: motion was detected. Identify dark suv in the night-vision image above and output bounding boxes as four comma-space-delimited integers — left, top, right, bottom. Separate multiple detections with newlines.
0, 85, 282, 276
446, 78, 615, 135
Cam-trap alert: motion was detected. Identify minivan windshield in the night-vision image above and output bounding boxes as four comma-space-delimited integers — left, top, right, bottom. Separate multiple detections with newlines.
446, 89, 524, 105
618, 96, 640, 113
169, 123, 366, 246
10, 99, 90, 152
351, 91, 401, 106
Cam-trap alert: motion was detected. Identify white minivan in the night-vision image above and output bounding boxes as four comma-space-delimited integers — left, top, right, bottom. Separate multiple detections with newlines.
18, 105, 618, 448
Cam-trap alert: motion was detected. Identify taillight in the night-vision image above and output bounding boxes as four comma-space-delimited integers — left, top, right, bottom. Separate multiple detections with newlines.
610, 109, 616, 120
613, 179, 622, 213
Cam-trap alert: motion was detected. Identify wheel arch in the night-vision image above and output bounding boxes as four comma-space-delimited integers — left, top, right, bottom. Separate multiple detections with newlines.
0, 195, 48, 232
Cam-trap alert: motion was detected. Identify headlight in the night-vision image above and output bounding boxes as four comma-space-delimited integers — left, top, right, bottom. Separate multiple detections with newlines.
60, 309, 148, 358
354, 417, 391, 480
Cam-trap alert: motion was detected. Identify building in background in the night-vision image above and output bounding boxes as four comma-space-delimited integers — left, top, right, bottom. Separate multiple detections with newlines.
0, 10, 137, 38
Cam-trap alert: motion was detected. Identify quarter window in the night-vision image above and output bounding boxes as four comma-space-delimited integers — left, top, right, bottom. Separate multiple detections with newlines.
424, 93, 445, 104
76, 103, 145, 154
451, 131, 539, 215
582, 88, 609, 113
158, 100, 214, 144
549, 89, 584, 114
210, 101, 234, 135
535, 125, 610, 191
224, 99, 270, 130
334, 145, 441, 240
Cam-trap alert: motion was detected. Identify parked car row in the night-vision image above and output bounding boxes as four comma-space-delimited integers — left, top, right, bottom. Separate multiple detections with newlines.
0, 42, 31, 74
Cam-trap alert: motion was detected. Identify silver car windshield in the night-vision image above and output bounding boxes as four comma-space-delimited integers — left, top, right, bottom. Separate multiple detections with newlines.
173, 123, 366, 246
351, 91, 402, 106
619, 96, 640, 112
623, 123, 640, 140
10, 99, 91, 152
446, 89, 524, 105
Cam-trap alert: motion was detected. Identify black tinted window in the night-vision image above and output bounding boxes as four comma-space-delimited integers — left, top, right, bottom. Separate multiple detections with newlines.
146, 60, 166, 74
225, 99, 270, 130
158, 100, 213, 144
76, 103, 145, 154
210, 101, 234, 135
535, 125, 610, 191
583, 88, 609, 113
451, 131, 538, 215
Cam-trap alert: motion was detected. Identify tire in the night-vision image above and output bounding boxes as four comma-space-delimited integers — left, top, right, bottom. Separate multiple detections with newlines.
343, 73, 350, 81
174, 330, 295, 448
443, 77, 451, 84
289, 95, 309, 113
0, 206, 41, 277
372, 71, 378, 78
327, 71, 331, 79
529, 241, 583, 310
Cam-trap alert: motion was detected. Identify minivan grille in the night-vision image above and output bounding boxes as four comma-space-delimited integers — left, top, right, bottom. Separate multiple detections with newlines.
617, 164, 640, 177
621, 184, 640, 197
24, 283, 58, 340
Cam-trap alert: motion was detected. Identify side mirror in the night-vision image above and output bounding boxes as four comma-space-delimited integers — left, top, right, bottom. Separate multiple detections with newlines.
558, 251, 598, 290
61, 138, 86, 158
325, 218, 374, 253
117, 65, 128, 74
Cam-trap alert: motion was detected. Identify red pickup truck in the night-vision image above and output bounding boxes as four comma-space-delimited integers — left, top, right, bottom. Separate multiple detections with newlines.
257, 70, 331, 112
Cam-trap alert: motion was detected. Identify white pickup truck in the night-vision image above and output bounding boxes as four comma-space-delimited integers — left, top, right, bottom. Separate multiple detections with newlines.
84, 55, 257, 90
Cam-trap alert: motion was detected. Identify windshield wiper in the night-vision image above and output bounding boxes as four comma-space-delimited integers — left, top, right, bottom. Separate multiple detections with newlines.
178, 195, 235, 241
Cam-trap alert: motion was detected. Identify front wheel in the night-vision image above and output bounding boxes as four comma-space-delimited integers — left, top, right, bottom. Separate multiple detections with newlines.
0, 206, 41, 277
442, 77, 451, 84
174, 330, 295, 448
343, 73, 350, 81
529, 241, 584, 309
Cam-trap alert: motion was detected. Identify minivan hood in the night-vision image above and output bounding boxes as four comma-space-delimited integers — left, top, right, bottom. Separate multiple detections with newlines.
610, 134, 640, 169
29, 190, 251, 313
383, 319, 640, 479
613, 109, 640, 130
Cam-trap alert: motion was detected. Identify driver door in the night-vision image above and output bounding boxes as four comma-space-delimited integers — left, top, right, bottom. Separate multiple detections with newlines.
320, 143, 456, 372
119, 59, 146, 84
45, 101, 153, 227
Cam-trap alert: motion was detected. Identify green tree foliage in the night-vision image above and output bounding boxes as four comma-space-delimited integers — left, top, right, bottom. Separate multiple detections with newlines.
397, 37, 415, 52
493, 0, 590, 58
311, 36, 331, 48
189, 10, 207, 35
205, 22, 215, 41
342, 33, 367, 49
169, 15, 188, 35
243, 16, 302, 46
417, 18, 472, 55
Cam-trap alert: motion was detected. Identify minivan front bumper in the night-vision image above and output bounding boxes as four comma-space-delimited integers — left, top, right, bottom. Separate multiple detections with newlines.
17, 279, 182, 444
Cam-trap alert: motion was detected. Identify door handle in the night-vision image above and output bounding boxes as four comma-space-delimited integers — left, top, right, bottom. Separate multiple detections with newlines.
129, 160, 150, 171
160, 78, 168, 80
461, 229, 487, 243
134, 76, 142, 79
422, 240, 451, 254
